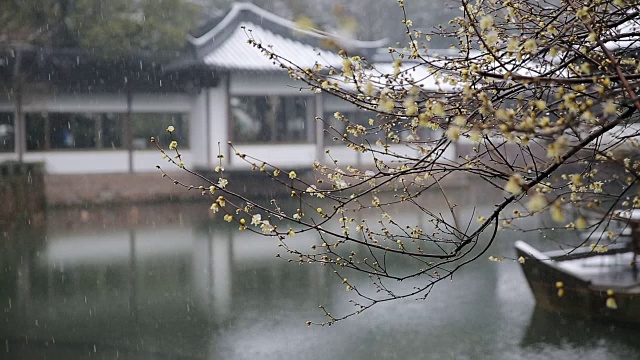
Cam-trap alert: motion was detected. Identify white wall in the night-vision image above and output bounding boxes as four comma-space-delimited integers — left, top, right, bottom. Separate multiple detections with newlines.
190, 91, 208, 168
228, 143, 317, 169
18, 92, 191, 112
230, 72, 305, 95
16, 150, 193, 174
22, 93, 128, 112
208, 76, 229, 167
0, 92, 195, 174
133, 150, 194, 173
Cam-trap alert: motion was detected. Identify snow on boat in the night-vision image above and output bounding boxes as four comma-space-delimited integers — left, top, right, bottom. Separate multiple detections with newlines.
515, 237, 640, 323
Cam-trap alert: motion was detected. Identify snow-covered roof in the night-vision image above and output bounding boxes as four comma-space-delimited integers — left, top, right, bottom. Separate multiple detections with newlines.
202, 22, 344, 71
370, 62, 459, 92
190, 2, 386, 72
605, 13, 640, 51
189, 2, 386, 49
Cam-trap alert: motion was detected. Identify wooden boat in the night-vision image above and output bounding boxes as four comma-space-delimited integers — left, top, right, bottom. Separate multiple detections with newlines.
515, 236, 640, 324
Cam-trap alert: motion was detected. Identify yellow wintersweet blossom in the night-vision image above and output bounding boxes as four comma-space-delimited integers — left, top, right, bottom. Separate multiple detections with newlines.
556, 281, 564, 297
551, 201, 565, 223
364, 81, 374, 96
469, 131, 482, 143
403, 97, 418, 116
603, 100, 617, 116
547, 136, 568, 158
453, 115, 467, 127
217, 178, 228, 189
507, 37, 519, 52
575, 216, 588, 230
479, 15, 494, 30
606, 297, 618, 310
569, 174, 582, 187
216, 196, 226, 207
523, 39, 537, 53
289, 171, 297, 179
169, 141, 178, 150
446, 126, 461, 141
534, 100, 546, 111
504, 174, 525, 195
485, 30, 499, 46
223, 214, 233, 222
167, 125, 175, 133
342, 58, 353, 77
526, 194, 547, 213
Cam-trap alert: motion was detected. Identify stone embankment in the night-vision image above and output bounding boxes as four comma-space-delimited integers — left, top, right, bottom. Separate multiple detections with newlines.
0, 161, 46, 230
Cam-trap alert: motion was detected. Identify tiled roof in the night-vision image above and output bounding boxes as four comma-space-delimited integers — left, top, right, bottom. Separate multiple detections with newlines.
189, 2, 386, 49
201, 22, 344, 71
192, 2, 386, 72
605, 17, 640, 51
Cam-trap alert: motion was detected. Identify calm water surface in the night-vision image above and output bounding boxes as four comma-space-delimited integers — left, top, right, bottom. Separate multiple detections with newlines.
1, 196, 640, 360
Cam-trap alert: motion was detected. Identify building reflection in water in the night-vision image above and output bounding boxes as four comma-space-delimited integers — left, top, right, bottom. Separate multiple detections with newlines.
3, 187, 639, 359
0, 202, 329, 358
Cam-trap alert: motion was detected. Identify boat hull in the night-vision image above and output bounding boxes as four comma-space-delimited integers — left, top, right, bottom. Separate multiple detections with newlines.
515, 241, 640, 324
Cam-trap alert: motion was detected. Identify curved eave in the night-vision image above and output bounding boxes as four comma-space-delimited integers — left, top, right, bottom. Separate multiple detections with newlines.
201, 22, 345, 73
188, 2, 387, 51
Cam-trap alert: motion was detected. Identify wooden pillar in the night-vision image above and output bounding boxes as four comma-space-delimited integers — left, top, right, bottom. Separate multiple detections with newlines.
205, 87, 212, 166
13, 48, 25, 162
14, 90, 24, 162
224, 74, 231, 162
125, 92, 133, 173
315, 92, 324, 162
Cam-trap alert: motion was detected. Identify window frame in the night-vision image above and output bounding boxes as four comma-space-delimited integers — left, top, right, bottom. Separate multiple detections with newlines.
0, 112, 15, 153
24, 111, 190, 152
229, 94, 316, 144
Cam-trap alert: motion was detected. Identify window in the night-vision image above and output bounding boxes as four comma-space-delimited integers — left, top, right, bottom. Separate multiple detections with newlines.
0, 112, 14, 152
231, 96, 313, 143
131, 113, 189, 150
24, 112, 188, 151
26, 112, 123, 151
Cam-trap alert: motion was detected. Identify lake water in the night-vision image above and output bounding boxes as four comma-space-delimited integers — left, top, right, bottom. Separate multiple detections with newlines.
2, 195, 640, 360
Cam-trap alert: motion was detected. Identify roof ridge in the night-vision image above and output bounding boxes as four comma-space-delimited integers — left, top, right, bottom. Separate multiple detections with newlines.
188, 2, 386, 49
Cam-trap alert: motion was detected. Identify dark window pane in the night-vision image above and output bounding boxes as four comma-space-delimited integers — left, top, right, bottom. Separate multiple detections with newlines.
231, 96, 270, 142
49, 113, 97, 149
231, 96, 311, 143
99, 113, 123, 149
0, 112, 14, 152
26, 113, 46, 151
26, 112, 124, 151
131, 113, 189, 150
281, 97, 308, 142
